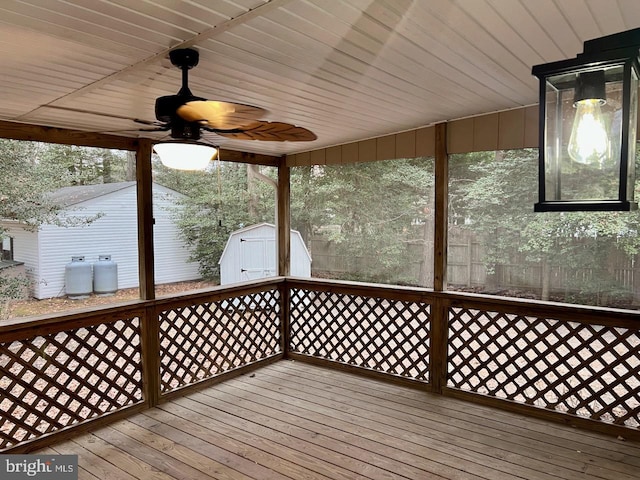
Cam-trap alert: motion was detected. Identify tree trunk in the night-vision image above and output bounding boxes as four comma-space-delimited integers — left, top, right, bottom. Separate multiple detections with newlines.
247, 165, 258, 218
103, 154, 112, 183
126, 151, 136, 181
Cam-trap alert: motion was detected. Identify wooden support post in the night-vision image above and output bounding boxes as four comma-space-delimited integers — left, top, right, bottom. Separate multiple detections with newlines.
277, 161, 291, 356
429, 297, 449, 394
280, 281, 291, 358
277, 161, 291, 277
431, 122, 449, 394
136, 139, 155, 300
433, 122, 448, 292
140, 305, 160, 407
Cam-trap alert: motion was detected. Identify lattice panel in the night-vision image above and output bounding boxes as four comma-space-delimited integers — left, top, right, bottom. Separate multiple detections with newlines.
289, 288, 430, 381
160, 289, 281, 393
0, 318, 142, 450
448, 307, 640, 428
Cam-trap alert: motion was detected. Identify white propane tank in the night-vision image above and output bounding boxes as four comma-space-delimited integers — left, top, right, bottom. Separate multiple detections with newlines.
65, 256, 92, 299
93, 255, 118, 296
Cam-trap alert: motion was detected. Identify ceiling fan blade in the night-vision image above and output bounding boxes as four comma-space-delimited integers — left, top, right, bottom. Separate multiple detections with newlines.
209, 121, 317, 142
177, 100, 267, 130
98, 126, 171, 133
43, 105, 160, 126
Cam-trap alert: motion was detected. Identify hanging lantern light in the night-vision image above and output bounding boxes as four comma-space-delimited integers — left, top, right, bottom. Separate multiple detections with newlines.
532, 28, 640, 211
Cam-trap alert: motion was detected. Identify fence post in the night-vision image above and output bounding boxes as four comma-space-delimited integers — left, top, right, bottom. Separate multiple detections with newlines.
140, 305, 160, 407
467, 235, 473, 287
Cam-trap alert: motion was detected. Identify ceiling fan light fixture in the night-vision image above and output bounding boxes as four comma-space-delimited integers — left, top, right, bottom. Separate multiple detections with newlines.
153, 141, 217, 170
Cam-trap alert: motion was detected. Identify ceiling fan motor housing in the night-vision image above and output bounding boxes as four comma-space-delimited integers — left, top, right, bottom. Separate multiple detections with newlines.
170, 119, 202, 140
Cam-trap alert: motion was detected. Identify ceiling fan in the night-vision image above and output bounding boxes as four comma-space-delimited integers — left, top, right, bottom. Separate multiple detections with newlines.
48, 48, 317, 143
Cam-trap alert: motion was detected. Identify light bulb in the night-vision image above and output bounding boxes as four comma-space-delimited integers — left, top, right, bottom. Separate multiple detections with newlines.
567, 98, 609, 167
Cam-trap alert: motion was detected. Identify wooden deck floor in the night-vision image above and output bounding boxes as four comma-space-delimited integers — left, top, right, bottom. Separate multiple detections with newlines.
40, 360, 640, 480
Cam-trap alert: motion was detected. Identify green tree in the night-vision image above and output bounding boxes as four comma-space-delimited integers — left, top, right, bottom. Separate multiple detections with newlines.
1, 139, 132, 232
39, 144, 132, 185
449, 148, 640, 306
155, 160, 276, 280
291, 158, 435, 285
0, 140, 69, 230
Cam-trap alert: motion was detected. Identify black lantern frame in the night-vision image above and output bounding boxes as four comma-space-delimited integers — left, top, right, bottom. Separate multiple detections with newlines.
532, 28, 640, 212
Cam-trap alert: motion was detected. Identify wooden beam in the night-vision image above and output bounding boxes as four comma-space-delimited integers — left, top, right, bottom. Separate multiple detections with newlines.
0, 120, 282, 165
286, 126, 437, 167
430, 122, 449, 394
277, 161, 291, 276
219, 148, 281, 166
0, 119, 138, 150
136, 139, 155, 301
433, 122, 448, 292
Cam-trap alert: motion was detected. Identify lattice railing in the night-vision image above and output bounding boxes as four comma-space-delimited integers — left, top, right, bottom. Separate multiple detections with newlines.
289, 287, 431, 381
0, 317, 142, 450
159, 288, 281, 393
448, 307, 640, 428
3, 278, 638, 451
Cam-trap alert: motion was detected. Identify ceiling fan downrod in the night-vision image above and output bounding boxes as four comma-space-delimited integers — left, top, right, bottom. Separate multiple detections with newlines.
155, 48, 204, 124
170, 48, 199, 97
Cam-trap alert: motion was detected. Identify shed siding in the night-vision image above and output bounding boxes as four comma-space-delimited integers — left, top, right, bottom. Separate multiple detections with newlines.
220, 223, 311, 285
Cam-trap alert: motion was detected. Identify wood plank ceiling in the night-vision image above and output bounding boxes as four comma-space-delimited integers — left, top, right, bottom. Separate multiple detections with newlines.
0, 0, 639, 156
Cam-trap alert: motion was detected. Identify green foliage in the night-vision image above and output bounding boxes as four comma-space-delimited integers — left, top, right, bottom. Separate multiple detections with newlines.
38, 144, 133, 185
449, 148, 640, 305
0, 139, 133, 233
155, 160, 276, 280
1, 140, 64, 229
291, 158, 435, 285
0, 274, 29, 300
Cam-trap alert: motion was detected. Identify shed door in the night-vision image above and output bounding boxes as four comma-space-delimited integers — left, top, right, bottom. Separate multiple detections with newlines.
239, 237, 276, 281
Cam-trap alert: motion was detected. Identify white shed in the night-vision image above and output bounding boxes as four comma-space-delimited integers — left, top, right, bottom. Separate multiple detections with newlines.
0, 181, 201, 299
219, 223, 311, 284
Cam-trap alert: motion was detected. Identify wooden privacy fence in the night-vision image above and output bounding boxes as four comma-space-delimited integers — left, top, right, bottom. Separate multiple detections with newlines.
1, 277, 639, 452
448, 232, 640, 303
311, 233, 640, 304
